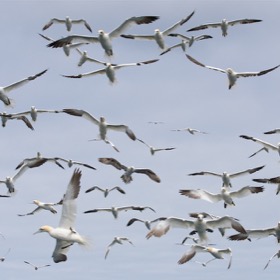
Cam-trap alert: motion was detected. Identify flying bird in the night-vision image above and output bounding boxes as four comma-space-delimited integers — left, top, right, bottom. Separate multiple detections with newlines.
34, 169, 89, 263
85, 186, 125, 197
126, 217, 167, 230
0, 112, 34, 130
171, 127, 208, 135
186, 54, 280, 89
263, 128, 280, 135
18, 199, 62, 216
98, 157, 161, 183
47, 16, 160, 56
160, 33, 212, 55
240, 135, 280, 157
39, 33, 89, 57
62, 109, 136, 152
84, 205, 155, 219
253, 176, 280, 194
264, 250, 280, 270
187, 18, 262, 37
179, 186, 264, 208
42, 16, 92, 32
0, 69, 48, 107
177, 244, 232, 269
137, 138, 176, 155
54, 157, 96, 170
23, 260, 51, 270
121, 11, 195, 50
62, 58, 158, 84
0, 248, 11, 262
188, 165, 265, 188
146, 214, 246, 243
105, 237, 134, 259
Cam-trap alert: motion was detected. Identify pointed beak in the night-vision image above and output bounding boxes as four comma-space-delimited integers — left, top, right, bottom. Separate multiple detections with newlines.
33, 229, 41, 235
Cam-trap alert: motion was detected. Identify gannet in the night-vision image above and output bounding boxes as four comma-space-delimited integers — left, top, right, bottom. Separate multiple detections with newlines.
54, 157, 96, 170
62, 58, 158, 84
42, 16, 92, 32
146, 214, 246, 243
137, 138, 176, 155
24, 260, 51, 270
179, 186, 264, 208
105, 237, 134, 259
186, 54, 280, 89
98, 157, 161, 184
177, 244, 232, 269
62, 109, 136, 152
126, 217, 167, 230
34, 169, 89, 263
121, 11, 195, 50
240, 135, 280, 157
85, 186, 125, 197
160, 33, 212, 55
187, 18, 262, 36
0, 112, 34, 130
0, 69, 48, 107
84, 205, 155, 219
188, 165, 264, 188
47, 16, 160, 56
171, 127, 208, 135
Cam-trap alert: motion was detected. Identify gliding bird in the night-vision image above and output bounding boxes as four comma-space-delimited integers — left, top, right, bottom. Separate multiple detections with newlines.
24, 260, 51, 270
186, 54, 280, 89
85, 186, 125, 197
105, 237, 134, 259
137, 138, 176, 155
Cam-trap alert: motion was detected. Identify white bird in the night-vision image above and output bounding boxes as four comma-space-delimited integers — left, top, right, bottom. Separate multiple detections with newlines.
105, 237, 134, 259
42, 16, 92, 32
146, 214, 246, 243
171, 127, 208, 135
47, 16, 160, 56
186, 54, 280, 89
34, 169, 89, 263
179, 186, 264, 208
228, 222, 280, 243
62, 58, 158, 84
160, 33, 212, 55
0, 112, 34, 130
54, 157, 96, 170
39, 33, 90, 57
137, 138, 176, 155
9, 106, 61, 122
121, 11, 195, 50
85, 186, 125, 197
84, 205, 155, 219
24, 260, 51, 270
240, 135, 280, 157
188, 165, 265, 188
187, 18, 262, 37
126, 217, 167, 230
18, 199, 62, 216
75, 48, 110, 67
0, 69, 48, 107
264, 250, 280, 270
62, 109, 136, 152
98, 157, 161, 184
0, 248, 11, 262
177, 244, 232, 269
253, 176, 280, 195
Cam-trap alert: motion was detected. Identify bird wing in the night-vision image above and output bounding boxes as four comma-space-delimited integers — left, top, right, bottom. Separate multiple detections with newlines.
239, 135, 278, 150
111, 186, 126, 194
85, 186, 104, 193
109, 16, 160, 38
236, 65, 280, 77
62, 68, 106, 79
106, 123, 136, 140
253, 176, 280, 184
62, 108, 99, 126
58, 169, 81, 228
264, 250, 280, 270
47, 35, 99, 48
228, 228, 276, 240
187, 22, 222, 31
227, 19, 262, 26
179, 189, 222, 203
230, 186, 264, 198
207, 216, 246, 233
188, 171, 222, 177
126, 218, 144, 227
186, 54, 226, 73
133, 168, 161, 183
264, 128, 280, 134
71, 19, 92, 32
162, 10, 195, 35
248, 147, 269, 158
52, 239, 73, 263
98, 157, 127, 170
4, 69, 48, 93
230, 165, 265, 178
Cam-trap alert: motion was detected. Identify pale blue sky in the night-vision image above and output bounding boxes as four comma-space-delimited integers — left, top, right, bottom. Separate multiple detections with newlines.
1, 0, 280, 279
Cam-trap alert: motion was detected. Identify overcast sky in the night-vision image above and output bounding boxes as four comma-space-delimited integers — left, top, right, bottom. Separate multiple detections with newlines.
1, 0, 280, 279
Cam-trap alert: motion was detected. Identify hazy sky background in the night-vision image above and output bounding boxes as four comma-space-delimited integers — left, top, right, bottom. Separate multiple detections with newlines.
1, 0, 280, 279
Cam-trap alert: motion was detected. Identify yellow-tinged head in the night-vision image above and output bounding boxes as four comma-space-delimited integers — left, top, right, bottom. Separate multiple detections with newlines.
33, 225, 53, 235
